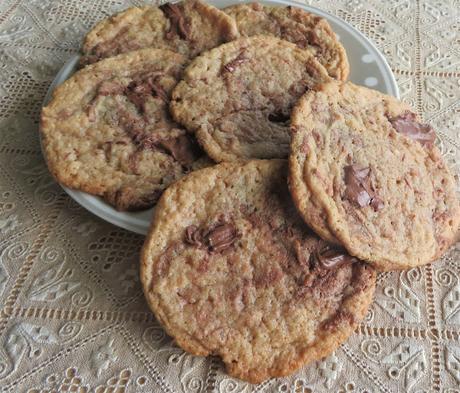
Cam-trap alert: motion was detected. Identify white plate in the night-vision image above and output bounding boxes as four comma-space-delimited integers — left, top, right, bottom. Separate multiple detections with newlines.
43, 0, 399, 235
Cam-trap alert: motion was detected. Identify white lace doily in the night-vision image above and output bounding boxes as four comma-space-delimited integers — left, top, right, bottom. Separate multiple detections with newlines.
0, 1, 459, 392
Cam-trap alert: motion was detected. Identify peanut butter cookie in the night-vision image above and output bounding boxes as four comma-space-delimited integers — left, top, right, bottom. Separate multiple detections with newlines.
141, 159, 376, 383
225, 2, 349, 80
80, 0, 238, 66
289, 81, 460, 270
171, 36, 331, 161
41, 48, 210, 211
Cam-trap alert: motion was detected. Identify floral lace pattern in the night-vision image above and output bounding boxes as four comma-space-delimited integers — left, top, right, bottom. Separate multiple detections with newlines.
0, 0, 459, 391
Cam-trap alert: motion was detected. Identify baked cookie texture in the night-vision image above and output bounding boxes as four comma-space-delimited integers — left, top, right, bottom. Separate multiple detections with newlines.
225, 2, 349, 80
171, 35, 332, 162
141, 159, 376, 383
289, 81, 460, 271
41, 48, 210, 211
80, 0, 239, 66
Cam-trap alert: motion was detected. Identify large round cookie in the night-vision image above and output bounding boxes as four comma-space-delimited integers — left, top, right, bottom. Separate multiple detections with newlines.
141, 159, 376, 383
41, 48, 210, 211
80, 0, 238, 66
290, 81, 460, 271
171, 36, 331, 161
225, 3, 349, 80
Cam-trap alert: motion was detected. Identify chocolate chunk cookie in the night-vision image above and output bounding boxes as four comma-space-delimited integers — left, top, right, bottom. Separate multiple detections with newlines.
41, 48, 210, 211
141, 159, 376, 383
171, 36, 331, 161
289, 81, 460, 271
225, 3, 349, 80
80, 0, 239, 66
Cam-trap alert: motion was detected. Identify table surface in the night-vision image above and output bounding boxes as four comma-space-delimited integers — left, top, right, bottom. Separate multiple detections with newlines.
0, 1, 459, 392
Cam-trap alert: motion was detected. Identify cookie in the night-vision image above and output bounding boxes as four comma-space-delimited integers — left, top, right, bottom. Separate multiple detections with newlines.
225, 2, 349, 80
80, 0, 239, 66
141, 159, 376, 383
289, 81, 460, 271
171, 36, 331, 161
41, 48, 211, 211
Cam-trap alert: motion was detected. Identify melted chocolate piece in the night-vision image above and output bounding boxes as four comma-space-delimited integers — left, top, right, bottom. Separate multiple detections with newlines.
315, 245, 358, 270
389, 111, 436, 147
369, 195, 384, 211
92, 74, 201, 169
204, 223, 239, 252
268, 111, 290, 123
126, 76, 168, 113
222, 52, 247, 74
344, 165, 383, 211
184, 222, 240, 253
158, 134, 202, 166
160, 3, 190, 40
98, 81, 125, 96
116, 105, 151, 147
151, 82, 168, 102
185, 225, 203, 246
126, 90, 148, 113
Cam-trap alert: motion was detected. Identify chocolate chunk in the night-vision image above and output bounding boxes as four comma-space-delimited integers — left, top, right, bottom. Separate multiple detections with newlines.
314, 245, 358, 270
158, 134, 202, 166
222, 52, 247, 74
185, 222, 240, 253
116, 111, 200, 172
116, 105, 150, 146
344, 166, 372, 207
126, 76, 168, 113
204, 223, 239, 252
389, 111, 436, 147
105, 186, 161, 211
268, 111, 290, 123
344, 165, 383, 211
185, 225, 203, 246
160, 3, 190, 40
369, 195, 384, 211
86, 96, 102, 122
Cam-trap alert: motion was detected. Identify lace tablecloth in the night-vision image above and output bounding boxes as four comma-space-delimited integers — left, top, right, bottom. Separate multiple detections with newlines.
0, 0, 459, 392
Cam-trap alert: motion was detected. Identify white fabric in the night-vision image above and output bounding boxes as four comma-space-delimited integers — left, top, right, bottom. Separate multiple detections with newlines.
0, 0, 458, 392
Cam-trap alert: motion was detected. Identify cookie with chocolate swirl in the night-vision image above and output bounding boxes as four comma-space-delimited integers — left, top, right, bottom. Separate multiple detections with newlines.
141, 159, 376, 383
80, 0, 238, 66
41, 48, 211, 211
225, 2, 349, 80
171, 35, 331, 162
289, 81, 460, 270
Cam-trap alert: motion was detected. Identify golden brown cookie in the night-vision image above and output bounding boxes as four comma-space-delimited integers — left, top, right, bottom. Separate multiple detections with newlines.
80, 0, 239, 66
41, 48, 210, 211
141, 159, 376, 383
289, 81, 460, 270
225, 2, 349, 80
171, 35, 331, 162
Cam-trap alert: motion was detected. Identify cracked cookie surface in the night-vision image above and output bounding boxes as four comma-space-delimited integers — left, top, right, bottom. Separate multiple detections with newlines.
141, 159, 376, 383
225, 2, 349, 80
80, 0, 238, 66
41, 48, 210, 211
289, 81, 460, 270
171, 36, 331, 162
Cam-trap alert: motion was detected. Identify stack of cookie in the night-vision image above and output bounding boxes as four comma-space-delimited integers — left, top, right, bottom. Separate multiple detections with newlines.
40, 0, 459, 384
